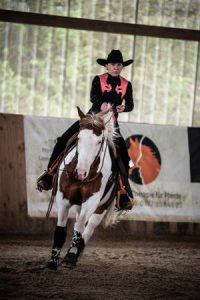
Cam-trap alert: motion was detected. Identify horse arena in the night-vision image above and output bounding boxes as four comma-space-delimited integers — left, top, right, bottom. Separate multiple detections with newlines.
0, 232, 200, 300
0, 2, 200, 297
0, 114, 200, 299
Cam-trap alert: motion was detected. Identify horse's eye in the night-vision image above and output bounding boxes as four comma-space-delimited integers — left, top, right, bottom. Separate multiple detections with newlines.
97, 141, 101, 145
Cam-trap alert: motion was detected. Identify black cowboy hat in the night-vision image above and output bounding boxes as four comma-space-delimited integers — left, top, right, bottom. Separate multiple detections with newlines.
96, 50, 133, 67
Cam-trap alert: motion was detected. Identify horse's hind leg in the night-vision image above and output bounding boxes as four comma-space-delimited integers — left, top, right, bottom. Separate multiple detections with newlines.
46, 192, 70, 271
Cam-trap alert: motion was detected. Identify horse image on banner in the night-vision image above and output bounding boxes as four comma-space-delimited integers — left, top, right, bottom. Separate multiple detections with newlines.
46, 107, 119, 270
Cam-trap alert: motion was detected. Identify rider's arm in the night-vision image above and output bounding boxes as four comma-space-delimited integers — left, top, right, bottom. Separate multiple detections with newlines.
90, 76, 103, 113
123, 82, 134, 112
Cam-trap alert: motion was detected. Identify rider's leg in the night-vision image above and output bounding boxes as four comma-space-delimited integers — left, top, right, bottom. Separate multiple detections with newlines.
48, 121, 80, 168
116, 136, 130, 173
37, 121, 80, 191
115, 132, 133, 210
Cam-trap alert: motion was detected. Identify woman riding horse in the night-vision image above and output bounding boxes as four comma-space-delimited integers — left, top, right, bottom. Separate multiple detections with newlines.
37, 49, 134, 210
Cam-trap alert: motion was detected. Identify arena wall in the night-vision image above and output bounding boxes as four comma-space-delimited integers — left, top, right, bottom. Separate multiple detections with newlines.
0, 113, 200, 237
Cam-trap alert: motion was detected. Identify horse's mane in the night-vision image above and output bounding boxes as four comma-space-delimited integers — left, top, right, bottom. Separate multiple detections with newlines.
79, 113, 105, 135
79, 112, 117, 154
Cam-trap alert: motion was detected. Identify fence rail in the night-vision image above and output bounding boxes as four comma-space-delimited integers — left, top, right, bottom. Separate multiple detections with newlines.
0, 9, 199, 41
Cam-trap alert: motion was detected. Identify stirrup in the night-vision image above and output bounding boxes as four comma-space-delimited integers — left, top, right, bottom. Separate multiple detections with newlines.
37, 170, 53, 191
116, 188, 134, 211
115, 175, 134, 211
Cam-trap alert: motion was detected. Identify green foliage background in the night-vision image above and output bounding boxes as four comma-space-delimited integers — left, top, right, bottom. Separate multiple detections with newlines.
0, 0, 199, 126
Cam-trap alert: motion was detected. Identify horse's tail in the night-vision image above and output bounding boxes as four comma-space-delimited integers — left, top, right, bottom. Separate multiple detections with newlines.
102, 199, 117, 228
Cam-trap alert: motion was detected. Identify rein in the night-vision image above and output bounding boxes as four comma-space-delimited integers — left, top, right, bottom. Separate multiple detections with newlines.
81, 137, 108, 183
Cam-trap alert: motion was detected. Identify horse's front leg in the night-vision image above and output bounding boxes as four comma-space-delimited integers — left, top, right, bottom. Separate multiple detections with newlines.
62, 193, 101, 268
46, 190, 71, 271
82, 211, 106, 244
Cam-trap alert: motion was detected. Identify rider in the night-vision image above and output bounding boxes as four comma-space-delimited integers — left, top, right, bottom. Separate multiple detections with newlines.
37, 50, 134, 210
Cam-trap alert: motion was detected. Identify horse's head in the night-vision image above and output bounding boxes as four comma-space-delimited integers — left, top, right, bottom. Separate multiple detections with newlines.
75, 107, 106, 181
128, 136, 161, 184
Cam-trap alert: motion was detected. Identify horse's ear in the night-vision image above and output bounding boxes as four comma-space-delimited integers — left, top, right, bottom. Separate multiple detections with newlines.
77, 106, 86, 119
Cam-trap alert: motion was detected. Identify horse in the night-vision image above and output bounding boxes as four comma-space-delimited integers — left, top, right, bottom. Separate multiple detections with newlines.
46, 106, 119, 270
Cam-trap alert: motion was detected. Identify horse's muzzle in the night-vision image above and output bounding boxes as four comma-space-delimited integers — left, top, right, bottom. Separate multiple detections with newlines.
76, 168, 87, 181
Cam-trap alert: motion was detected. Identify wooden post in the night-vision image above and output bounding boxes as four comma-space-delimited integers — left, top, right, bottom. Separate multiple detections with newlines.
0, 113, 56, 234
0, 113, 27, 232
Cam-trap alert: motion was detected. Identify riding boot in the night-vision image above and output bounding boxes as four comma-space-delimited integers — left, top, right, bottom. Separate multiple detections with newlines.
37, 121, 80, 192
37, 154, 63, 192
37, 137, 68, 192
46, 226, 67, 270
116, 142, 134, 211
116, 172, 133, 211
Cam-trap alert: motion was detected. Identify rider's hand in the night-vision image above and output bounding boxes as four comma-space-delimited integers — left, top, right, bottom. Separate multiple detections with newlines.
101, 102, 112, 112
116, 105, 125, 113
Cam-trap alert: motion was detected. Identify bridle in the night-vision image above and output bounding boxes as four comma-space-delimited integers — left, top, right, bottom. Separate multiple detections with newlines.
74, 130, 108, 183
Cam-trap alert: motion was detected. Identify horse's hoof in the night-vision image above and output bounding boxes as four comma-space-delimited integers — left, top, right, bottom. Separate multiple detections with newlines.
45, 259, 58, 271
62, 253, 77, 269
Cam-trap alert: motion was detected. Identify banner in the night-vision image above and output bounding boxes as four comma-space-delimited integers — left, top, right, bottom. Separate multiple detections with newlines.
24, 115, 76, 218
120, 123, 200, 222
24, 115, 200, 222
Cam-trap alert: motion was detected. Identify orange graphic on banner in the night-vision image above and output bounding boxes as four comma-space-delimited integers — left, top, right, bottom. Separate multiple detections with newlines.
127, 135, 161, 185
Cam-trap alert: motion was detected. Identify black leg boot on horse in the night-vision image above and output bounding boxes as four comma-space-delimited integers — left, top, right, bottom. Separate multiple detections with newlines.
115, 136, 134, 211
46, 226, 67, 271
37, 121, 80, 192
62, 230, 85, 268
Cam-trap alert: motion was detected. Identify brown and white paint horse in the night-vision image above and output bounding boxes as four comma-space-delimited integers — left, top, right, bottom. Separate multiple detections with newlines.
47, 106, 118, 270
